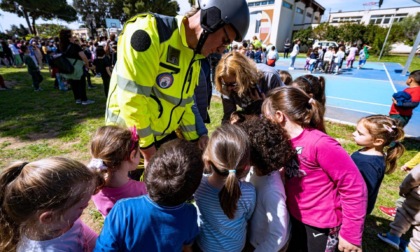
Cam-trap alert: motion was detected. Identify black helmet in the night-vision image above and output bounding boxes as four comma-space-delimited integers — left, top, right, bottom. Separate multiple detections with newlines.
199, 0, 250, 42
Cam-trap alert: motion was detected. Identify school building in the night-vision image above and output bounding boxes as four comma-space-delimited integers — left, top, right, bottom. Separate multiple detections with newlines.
245, 0, 325, 51
327, 6, 420, 27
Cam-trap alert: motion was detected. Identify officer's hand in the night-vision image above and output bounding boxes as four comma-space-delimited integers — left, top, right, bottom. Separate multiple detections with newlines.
141, 145, 156, 168
197, 135, 209, 151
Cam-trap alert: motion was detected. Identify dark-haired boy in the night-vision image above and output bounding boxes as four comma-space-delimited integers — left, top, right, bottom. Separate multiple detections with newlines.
389, 70, 420, 127
95, 139, 204, 251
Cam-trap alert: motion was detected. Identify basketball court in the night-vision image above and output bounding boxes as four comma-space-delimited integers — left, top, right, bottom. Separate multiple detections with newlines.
274, 58, 420, 137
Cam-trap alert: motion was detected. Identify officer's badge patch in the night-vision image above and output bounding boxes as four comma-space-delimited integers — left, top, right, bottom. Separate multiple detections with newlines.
156, 73, 174, 89
167, 46, 180, 65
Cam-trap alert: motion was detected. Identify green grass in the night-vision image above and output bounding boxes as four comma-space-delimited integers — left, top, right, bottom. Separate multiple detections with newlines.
1, 65, 419, 251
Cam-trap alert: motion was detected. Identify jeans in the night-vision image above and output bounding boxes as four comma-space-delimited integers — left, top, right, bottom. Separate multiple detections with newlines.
290, 55, 297, 67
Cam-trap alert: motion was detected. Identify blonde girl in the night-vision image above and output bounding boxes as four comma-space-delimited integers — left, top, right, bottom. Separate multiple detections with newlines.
194, 124, 256, 252
88, 125, 147, 217
0, 157, 99, 252
262, 86, 367, 252
351, 115, 405, 214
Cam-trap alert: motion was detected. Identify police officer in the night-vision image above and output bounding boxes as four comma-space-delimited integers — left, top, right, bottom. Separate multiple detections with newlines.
105, 0, 250, 167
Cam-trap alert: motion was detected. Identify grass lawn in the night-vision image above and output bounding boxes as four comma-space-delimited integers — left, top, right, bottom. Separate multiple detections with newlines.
1, 64, 419, 251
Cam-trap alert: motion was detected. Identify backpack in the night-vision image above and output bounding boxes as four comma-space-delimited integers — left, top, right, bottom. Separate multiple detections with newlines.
50, 45, 77, 74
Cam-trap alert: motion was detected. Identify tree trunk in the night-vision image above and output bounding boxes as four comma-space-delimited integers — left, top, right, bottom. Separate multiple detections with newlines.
31, 17, 38, 36
22, 9, 34, 34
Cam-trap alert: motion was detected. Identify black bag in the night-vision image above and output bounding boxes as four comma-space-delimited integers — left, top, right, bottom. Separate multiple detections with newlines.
50, 45, 76, 74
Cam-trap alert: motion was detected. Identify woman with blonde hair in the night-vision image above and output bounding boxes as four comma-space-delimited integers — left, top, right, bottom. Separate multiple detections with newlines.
215, 51, 283, 123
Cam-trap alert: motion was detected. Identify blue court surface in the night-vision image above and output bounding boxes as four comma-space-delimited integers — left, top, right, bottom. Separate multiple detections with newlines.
274, 58, 420, 138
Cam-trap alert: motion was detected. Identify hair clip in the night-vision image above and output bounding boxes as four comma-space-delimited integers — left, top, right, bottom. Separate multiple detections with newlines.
308, 98, 314, 104
391, 125, 397, 129
383, 124, 393, 133
228, 169, 236, 174
87, 158, 107, 171
130, 125, 139, 151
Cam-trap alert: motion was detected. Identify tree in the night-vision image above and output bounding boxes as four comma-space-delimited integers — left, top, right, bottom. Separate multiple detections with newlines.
36, 24, 68, 38
293, 27, 313, 47
337, 23, 367, 44
0, 0, 77, 35
392, 13, 420, 45
312, 23, 339, 41
5, 24, 29, 38
109, 0, 180, 21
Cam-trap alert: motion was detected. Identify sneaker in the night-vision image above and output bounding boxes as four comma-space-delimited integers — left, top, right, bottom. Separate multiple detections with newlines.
379, 206, 397, 217
34, 88, 42, 91
82, 100, 95, 105
399, 238, 412, 252
75, 99, 82, 104
88, 85, 97, 89
377, 232, 400, 250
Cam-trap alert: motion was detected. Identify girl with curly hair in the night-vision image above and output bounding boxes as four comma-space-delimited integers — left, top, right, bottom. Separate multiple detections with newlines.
240, 117, 297, 251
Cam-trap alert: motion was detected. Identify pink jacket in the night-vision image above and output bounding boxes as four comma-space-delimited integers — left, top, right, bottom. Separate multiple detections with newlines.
286, 128, 367, 246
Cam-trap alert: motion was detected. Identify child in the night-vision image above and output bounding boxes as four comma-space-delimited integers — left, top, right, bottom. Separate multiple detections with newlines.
291, 74, 326, 107
308, 48, 318, 73
379, 151, 420, 218
278, 70, 292, 86
262, 86, 367, 252
88, 125, 147, 217
194, 124, 256, 252
92, 46, 112, 97
21, 44, 43, 91
303, 48, 312, 71
332, 46, 345, 75
351, 115, 405, 215
322, 46, 333, 73
389, 70, 420, 127
241, 117, 296, 251
94, 139, 203, 251
0, 157, 99, 251
358, 44, 371, 69
378, 164, 420, 252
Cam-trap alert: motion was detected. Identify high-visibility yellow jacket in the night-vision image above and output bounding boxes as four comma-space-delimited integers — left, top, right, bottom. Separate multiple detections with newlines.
106, 13, 204, 148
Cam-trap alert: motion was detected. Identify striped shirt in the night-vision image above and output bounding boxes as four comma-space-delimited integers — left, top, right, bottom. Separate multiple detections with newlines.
195, 176, 256, 252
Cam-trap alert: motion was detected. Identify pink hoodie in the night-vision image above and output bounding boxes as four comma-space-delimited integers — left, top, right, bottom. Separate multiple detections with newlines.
286, 128, 367, 246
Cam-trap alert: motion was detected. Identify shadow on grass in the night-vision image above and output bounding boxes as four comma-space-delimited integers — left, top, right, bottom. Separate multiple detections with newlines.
0, 68, 107, 141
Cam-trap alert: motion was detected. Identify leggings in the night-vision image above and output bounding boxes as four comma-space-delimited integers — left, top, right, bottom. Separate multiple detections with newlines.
287, 216, 339, 252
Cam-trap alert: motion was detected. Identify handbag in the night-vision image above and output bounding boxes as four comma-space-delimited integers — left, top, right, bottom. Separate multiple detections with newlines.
50, 45, 76, 74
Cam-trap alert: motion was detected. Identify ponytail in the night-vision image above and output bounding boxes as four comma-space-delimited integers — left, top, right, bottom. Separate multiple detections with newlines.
219, 171, 242, 219
204, 124, 250, 219
0, 162, 29, 252
307, 98, 326, 133
385, 141, 405, 174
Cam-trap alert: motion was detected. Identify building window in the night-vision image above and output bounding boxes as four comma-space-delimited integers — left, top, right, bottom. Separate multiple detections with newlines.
255, 20, 261, 33
306, 12, 312, 18
268, 0, 274, 3
282, 1, 293, 9
248, 2, 254, 6
314, 16, 319, 21
296, 7, 303, 14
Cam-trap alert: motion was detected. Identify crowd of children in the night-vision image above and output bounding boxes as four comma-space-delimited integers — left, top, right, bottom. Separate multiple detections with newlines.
1, 38, 420, 251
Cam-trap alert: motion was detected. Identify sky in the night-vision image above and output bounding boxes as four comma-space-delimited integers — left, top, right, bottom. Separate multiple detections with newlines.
0, 0, 418, 33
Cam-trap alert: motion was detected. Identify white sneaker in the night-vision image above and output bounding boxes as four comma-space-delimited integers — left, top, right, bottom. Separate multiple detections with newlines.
82, 100, 95, 105
75, 99, 82, 104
